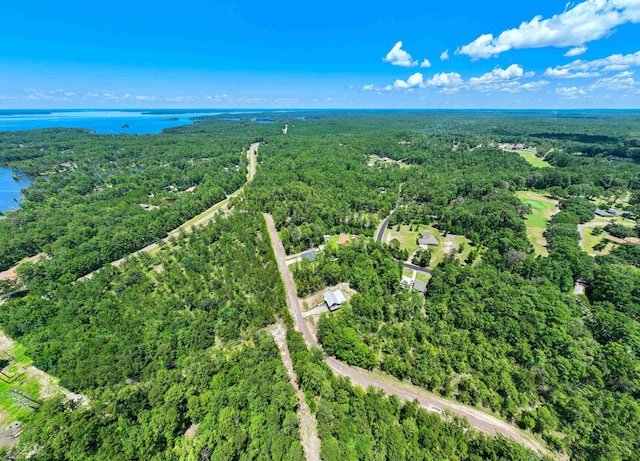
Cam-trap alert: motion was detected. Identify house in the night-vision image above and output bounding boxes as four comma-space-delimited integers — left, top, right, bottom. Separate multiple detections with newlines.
300, 251, 317, 262
324, 290, 347, 311
184, 186, 196, 193
417, 233, 439, 246
595, 208, 614, 218
412, 279, 427, 294
608, 208, 635, 218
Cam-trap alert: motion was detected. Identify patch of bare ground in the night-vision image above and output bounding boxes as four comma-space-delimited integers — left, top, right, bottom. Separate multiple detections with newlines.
300, 282, 355, 312
268, 323, 321, 461
0, 332, 88, 407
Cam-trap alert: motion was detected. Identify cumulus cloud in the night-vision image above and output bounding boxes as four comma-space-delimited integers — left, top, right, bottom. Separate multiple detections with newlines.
555, 86, 587, 98
392, 72, 425, 89
468, 64, 534, 87
456, 0, 640, 59
499, 80, 550, 93
590, 70, 639, 90
420, 59, 431, 68
383, 41, 418, 67
135, 95, 157, 101
565, 45, 588, 57
373, 64, 545, 95
440, 49, 450, 61
425, 72, 464, 88
544, 49, 640, 77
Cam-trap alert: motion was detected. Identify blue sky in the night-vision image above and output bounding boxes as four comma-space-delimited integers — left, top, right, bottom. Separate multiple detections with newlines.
1, 0, 640, 108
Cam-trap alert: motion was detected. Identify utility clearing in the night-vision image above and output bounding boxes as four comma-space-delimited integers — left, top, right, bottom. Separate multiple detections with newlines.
0, 330, 87, 447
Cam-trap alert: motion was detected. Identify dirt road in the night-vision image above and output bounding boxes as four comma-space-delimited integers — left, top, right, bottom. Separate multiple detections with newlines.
269, 323, 321, 461
264, 213, 553, 459
80, 143, 260, 280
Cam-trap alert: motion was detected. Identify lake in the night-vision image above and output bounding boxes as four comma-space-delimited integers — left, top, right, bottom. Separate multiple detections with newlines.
0, 167, 31, 213
0, 109, 263, 211
0, 109, 256, 135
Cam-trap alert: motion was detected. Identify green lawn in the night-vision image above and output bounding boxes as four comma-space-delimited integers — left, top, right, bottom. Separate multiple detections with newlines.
516, 191, 559, 256
513, 150, 553, 168
384, 224, 420, 256
580, 227, 613, 256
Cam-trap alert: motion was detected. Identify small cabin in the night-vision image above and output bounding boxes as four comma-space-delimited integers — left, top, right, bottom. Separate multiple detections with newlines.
324, 290, 346, 311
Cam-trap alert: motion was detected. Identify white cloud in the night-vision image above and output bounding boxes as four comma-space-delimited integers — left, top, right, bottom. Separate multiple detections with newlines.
590, 70, 639, 90
393, 72, 425, 89
420, 59, 431, 68
373, 65, 544, 95
565, 45, 588, 56
440, 49, 450, 61
521, 80, 551, 90
499, 80, 550, 93
135, 95, 157, 101
362, 84, 376, 91
545, 50, 640, 77
457, 0, 640, 59
426, 72, 464, 88
468, 64, 533, 87
555, 86, 587, 98
383, 41, 418, 67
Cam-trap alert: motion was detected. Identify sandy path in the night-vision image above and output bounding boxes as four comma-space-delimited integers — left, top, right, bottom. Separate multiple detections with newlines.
268, 323, 321, 461
264, 213, 554, 459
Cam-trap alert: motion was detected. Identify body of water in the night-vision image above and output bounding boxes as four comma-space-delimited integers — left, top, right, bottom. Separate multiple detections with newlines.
0, 109, 261, 211
0, 167, 31, 213
0, 109, 256, 135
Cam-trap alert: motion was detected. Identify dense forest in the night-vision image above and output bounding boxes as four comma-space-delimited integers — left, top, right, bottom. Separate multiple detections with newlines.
0, 129, 247, 278
1, 111, 640, 459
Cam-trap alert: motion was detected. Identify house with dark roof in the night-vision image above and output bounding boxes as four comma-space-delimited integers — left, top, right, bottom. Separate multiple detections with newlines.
324, 290, 346, 311
412, 279, 427, 294
300, 251, 317, 262
595, 208, 614, 218
417, 233, 439, 246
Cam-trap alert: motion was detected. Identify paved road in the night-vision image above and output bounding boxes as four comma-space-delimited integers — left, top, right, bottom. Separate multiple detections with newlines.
375, 215, 391, 243
264, 213, 552, 458
375, 217, 432, 276
402, 262, 432, 275
79, 143, 260, 281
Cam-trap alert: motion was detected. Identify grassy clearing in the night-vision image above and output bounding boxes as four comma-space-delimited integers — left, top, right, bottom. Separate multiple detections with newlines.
513, 150, 553, 168
384, 224, 421, 256
0, 340, 44, 427
516, 191, 559, 257
580, 227, 613, 256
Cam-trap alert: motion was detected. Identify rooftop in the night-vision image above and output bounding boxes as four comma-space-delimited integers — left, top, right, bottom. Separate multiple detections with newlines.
418, 233, 439, 246
324, 290, 347, 307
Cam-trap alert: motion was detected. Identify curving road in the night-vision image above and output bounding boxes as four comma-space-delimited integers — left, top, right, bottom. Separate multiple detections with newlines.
264, 213, 552, 459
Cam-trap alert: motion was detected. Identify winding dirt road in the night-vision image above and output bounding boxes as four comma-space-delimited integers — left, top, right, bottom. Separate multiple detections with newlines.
264, 213, 553, 459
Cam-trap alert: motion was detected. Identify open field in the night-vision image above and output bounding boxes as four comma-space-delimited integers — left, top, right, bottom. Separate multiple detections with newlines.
421, 226, 472, 268
512, 150, 553, 168
516, 191, 559, 256
578, 216, 637, 256
383, 224, 420, 255
580, 227, 613, 256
